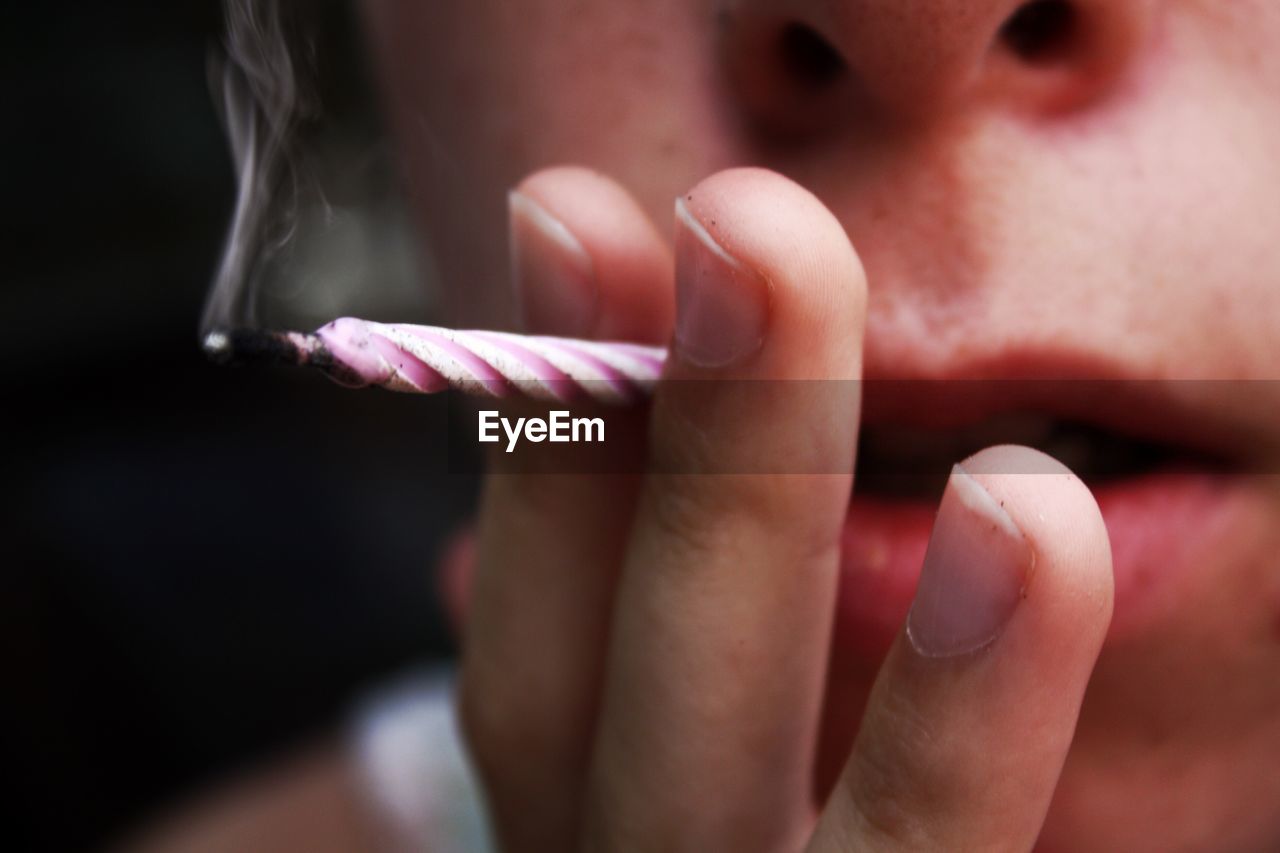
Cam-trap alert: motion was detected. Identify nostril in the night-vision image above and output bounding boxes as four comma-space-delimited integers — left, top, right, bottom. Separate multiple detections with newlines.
777, 22, 846, 90
718, 16, 859, 141
999, 0, 1078, 63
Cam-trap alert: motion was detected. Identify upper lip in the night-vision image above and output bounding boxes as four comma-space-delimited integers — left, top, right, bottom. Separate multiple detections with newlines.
857, 352, 1278, 474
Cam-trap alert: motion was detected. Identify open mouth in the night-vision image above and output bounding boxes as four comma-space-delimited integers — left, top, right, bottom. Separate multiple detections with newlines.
831, 371, 1269, 656
834, 386, 1254, 655
854, 414, 1225, 500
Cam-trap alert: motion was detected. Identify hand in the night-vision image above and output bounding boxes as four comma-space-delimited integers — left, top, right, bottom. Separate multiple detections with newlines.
457, 166, 1114, 851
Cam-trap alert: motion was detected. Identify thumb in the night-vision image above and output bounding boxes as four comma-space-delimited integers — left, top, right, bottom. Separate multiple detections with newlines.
810, 444, 1113, 852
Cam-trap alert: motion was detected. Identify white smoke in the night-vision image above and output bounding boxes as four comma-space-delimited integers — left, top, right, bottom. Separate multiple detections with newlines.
201, 0, 316, 334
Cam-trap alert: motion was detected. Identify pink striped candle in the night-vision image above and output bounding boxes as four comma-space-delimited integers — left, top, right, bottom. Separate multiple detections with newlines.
204, 318, 668, 405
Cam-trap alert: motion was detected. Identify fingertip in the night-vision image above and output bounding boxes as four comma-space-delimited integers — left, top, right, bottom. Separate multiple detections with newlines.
678, 169, 867, 376
509, 186, 600, 337
512, 166, 673, 342
960, 444, 1115, 635
679, 167, 855, 261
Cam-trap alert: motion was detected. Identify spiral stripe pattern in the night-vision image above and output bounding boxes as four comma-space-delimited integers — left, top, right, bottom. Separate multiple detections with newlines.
312, 317, 667, 404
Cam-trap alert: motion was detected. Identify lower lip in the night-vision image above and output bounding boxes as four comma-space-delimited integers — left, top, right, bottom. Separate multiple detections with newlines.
833, 470, 1236, 659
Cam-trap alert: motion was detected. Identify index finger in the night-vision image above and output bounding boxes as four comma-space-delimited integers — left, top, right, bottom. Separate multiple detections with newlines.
585, 167, 867, 850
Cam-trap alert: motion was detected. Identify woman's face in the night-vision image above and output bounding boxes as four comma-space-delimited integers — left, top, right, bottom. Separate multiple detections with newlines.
364, 1, 1280, 848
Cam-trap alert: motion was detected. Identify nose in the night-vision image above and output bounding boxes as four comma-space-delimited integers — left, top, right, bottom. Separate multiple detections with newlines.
719, 0, 1155, 136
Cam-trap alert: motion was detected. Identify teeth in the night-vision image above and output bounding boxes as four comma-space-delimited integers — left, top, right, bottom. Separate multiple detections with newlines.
859, 413, 1058, 475
856, 414, 1176, 498
1040, 431, 1096, 473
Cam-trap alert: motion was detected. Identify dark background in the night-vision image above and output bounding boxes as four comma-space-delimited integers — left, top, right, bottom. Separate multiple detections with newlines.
4, 4, 470, 849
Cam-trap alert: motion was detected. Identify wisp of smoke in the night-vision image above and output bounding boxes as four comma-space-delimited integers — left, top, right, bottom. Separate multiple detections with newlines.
201, 0, 316, 337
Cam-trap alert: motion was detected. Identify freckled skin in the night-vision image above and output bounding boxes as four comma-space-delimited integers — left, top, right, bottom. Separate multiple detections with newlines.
362, 1, 1280, 848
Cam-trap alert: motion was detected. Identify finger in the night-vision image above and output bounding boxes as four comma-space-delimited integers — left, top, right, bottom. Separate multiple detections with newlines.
585, 167, 868, 851
510, 165, 674, 342
460, 167, 671, 850
809, 445, 1113, 853
434, 525, 475, 635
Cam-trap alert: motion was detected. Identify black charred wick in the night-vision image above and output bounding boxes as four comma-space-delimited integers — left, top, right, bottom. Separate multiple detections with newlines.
202, 327, 367, 387
202, 327, 307, 366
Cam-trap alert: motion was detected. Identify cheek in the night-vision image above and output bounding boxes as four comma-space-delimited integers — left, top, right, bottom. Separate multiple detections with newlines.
363, 0, 730, 327
930, 39, 1280, 378
1014, 6, 1280, 377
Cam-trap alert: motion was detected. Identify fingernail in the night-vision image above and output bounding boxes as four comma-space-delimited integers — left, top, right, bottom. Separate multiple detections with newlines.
509, 190, 598, 335
906, 464, 1033, 658
673, 197, 769, 369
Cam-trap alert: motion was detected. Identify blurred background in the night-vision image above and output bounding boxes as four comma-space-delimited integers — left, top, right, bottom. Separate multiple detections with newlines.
4, 3, 471, 849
